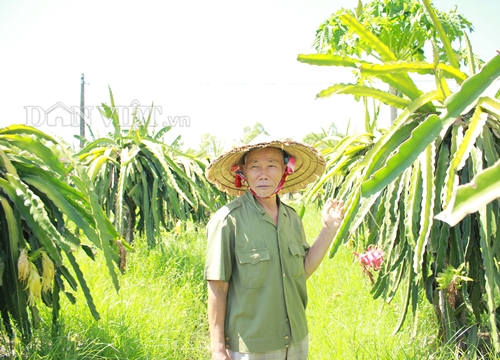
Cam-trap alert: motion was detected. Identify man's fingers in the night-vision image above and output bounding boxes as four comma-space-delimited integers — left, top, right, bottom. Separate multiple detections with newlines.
324, 199, 345, 217
329, 199, 343, 209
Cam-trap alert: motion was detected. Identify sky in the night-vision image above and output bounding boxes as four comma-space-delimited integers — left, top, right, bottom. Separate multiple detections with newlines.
1, 0, 499, 151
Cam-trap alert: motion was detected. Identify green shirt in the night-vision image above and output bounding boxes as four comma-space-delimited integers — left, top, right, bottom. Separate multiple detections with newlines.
204, 190, 310, 353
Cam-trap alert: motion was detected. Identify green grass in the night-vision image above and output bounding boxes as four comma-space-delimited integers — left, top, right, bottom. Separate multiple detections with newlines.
302, 206, 437, 360
2, 207, 482, 359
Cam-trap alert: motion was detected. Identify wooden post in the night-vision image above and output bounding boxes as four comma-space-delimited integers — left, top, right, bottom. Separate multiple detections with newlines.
80, 73, 85, 149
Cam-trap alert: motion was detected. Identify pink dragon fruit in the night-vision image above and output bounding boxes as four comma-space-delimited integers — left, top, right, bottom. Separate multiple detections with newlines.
353, 245, 384, 283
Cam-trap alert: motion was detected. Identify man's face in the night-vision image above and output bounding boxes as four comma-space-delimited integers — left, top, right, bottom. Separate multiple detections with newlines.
241, 147, 285, 198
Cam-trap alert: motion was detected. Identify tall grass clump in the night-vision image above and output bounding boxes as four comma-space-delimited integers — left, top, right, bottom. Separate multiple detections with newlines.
14, 223, 211, 359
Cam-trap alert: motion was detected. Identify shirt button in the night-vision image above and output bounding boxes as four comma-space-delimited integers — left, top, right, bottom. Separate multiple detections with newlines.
225, 337, 229, 341
285, 318, 289, 322
285, 335, 289, 340
283, 273, 286, 278
225, 345, 229, 349
285, 345, 290, 348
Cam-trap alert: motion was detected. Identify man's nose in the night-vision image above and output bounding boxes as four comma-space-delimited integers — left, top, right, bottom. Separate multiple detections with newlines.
257, 170, 269, 179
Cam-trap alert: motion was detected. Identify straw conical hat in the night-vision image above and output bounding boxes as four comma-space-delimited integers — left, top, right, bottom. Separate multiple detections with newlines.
205, 139, 325, 196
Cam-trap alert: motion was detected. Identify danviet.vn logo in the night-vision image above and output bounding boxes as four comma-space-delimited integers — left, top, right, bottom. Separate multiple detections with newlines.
24, 100, 190, 128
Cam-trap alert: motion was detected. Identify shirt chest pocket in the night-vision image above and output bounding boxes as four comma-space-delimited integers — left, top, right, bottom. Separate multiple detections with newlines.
236, 248, 271, 289
288, 244, 306, 279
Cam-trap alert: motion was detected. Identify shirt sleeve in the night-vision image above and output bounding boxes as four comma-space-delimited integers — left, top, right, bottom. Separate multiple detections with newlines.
204, 211, 234, 282
301, 224, 310, 254
297, 217, 310, 254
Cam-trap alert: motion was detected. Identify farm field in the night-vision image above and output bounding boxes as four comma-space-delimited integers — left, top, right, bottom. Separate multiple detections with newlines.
1, 1, 500, 359
6, 206, 450, 360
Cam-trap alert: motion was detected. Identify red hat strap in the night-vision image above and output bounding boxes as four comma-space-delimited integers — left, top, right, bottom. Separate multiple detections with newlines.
231, 165, 246, 188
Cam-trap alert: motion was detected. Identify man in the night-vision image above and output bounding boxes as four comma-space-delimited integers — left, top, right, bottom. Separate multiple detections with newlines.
204, 140, 344, 360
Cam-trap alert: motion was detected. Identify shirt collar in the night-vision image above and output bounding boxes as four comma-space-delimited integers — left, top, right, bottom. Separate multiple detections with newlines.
243, 190, 288, 217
